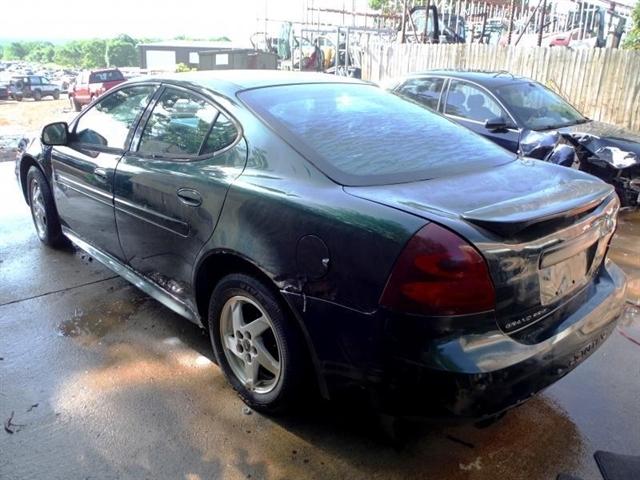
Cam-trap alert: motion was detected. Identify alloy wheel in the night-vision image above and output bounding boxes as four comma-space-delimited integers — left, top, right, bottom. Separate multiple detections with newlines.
219, 295, 282, 394
30, 179, 47, 239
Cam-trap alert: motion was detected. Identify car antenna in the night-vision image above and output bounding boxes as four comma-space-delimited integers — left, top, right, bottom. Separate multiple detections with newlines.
493, 70, 515, 79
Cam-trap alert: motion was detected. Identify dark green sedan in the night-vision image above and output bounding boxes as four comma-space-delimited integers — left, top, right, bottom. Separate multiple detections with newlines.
16, 71, 627, 420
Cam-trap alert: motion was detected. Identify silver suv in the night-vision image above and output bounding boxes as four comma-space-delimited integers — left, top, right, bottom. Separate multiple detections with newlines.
9, 75, 60, 101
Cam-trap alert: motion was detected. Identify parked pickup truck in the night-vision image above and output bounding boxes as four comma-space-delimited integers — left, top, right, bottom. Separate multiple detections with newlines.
68, 68, 125, 111
8, 75, 60, 101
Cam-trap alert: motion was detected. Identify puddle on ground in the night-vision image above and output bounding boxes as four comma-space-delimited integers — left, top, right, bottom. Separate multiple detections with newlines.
609, 208, 640, 304
58, 294, 147, 343
618, 304, 640, 346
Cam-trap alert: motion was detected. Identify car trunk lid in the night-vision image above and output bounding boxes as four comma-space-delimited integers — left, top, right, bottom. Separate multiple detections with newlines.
345, 159, 618, 336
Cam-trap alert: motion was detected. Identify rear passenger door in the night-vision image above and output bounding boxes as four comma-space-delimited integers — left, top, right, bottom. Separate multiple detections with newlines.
113, 85, 247, 308
443, 80, 520, 152
395, 77, 445, 112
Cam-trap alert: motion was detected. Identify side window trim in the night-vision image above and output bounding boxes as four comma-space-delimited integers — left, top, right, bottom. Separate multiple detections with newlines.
131, 84, 206, 160
444, 79, 518, 128
436, 76, 448, 112
70, 83, 160, 154
131, 83, 242, 162
396, 75, 446, 112
442, 78, 452, 115
129, 84, 166, 154
197, 111, 221, 156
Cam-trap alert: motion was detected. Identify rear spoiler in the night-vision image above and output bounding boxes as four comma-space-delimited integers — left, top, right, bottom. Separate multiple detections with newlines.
461, 180, 614, 236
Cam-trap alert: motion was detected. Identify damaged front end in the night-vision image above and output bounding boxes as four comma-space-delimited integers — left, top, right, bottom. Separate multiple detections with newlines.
522, 123, 640, 207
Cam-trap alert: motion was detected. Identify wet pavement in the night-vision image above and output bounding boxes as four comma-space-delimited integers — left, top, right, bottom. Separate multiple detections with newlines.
1, 160, 639, 480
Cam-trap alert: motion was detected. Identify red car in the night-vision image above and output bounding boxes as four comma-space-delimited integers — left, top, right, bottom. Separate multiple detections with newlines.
68, 68, 125, 111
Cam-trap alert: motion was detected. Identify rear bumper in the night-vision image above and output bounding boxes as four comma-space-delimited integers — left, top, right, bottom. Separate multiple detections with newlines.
384, 260, 626, 419
285, 259, 627, 420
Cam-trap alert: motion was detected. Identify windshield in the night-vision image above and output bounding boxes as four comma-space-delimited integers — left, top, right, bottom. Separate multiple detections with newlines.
495, 81, 587, 130
239, 83, 514, 186
410, 10, 466, 41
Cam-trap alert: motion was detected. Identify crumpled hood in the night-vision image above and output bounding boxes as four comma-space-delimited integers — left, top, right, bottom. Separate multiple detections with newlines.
558, 121, 640, 169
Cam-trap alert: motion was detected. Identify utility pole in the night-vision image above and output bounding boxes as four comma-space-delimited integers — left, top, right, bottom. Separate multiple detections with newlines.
537, 0, 546, 46
424, 0, 431, 43
400, 0, 408, 43
514, 0, 543, 46
507, 0, 515, 45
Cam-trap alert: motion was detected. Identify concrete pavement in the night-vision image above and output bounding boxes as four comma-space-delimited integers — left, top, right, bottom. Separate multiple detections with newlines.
1, 161, 639, 480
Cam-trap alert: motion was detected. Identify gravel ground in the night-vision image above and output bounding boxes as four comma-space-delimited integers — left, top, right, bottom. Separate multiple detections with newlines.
0, 98, 73, 162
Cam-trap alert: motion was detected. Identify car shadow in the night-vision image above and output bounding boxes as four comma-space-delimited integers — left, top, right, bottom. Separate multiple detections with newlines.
151, 300, 588, 480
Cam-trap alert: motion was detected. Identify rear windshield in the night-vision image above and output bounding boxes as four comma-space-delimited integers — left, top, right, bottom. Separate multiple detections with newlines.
239, 83, 514, 186
89, 70, 124, 83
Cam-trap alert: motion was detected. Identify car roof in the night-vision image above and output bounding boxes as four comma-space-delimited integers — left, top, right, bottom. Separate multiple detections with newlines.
404, 70, 532, 88
126, 70, 366, 99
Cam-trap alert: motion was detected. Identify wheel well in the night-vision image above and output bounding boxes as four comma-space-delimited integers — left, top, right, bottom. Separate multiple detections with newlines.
194, 251, 327, 396
195, 252, 281, 328
19, 155, 42, 203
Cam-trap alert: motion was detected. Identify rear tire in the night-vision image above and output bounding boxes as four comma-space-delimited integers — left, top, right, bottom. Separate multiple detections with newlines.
15, 95, 23, 102
208, 273, 308, 414
69, 95, 81, 112
27, 167, 66, 248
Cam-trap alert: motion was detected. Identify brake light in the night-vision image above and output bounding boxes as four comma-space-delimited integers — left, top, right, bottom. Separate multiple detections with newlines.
380, 223, 495, 316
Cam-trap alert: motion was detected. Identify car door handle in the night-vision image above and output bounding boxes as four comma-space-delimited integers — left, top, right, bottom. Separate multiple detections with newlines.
177, 188, 202, 207
94, 167, 108, 182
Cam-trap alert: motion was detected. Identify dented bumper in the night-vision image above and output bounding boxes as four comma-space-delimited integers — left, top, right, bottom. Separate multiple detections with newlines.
378, 259, 627, 419
284, 259, 627, 420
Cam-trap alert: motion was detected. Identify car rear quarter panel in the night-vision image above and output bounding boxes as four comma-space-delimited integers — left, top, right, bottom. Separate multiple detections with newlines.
198, 112, 426, 314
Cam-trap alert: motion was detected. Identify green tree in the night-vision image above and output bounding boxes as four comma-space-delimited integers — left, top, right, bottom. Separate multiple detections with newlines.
623, 1, 640, 49
4, 42, 28, 60
80, 39, 108, 68
25, 42, 56, 63
54, 42, 83, 66
175, 63, 196, 72
368, 0, 400, 13
106, 35, 138, 67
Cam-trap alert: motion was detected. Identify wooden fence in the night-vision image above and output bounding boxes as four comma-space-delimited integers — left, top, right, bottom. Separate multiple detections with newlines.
361, 43, 640, 132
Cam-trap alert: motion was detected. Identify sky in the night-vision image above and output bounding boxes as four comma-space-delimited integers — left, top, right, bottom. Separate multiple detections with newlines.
0, 0, 373, 44
9, 0, 634, 44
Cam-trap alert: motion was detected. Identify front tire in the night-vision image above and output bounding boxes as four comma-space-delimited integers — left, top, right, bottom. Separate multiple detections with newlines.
208, 273, 307, 414
33, 90, 42, 101
53, 89, 60, 100
27, 167, 66, 248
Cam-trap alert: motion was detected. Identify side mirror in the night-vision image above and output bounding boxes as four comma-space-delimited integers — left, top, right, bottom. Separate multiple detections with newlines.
41, 122, 69, 146
484, 116, 509, 131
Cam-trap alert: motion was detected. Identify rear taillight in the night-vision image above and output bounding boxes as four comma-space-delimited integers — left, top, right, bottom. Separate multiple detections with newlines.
380, 223, 495, 316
